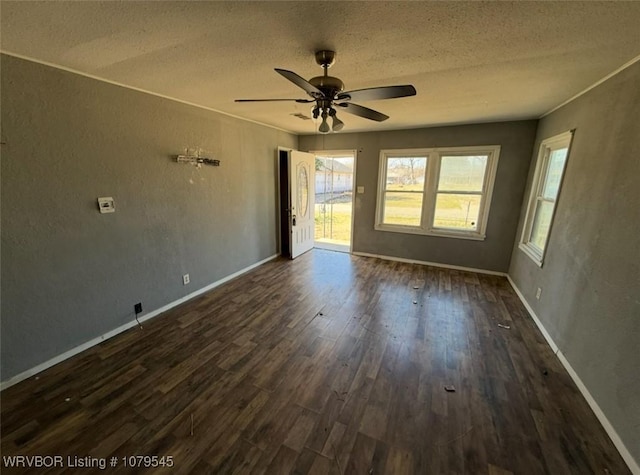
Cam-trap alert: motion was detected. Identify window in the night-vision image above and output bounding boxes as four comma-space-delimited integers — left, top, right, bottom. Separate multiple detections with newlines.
519, 131, 573, 266
380, 156, 427, 227
375, 146, 500, 240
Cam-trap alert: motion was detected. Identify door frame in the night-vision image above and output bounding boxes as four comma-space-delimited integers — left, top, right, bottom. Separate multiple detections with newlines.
310, 149, 358, 253
276, 147, 316, 259
276, 147, 292, 257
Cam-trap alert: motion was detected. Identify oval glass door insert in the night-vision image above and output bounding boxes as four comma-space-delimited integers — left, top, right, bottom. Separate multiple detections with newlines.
297, 163, 309, 218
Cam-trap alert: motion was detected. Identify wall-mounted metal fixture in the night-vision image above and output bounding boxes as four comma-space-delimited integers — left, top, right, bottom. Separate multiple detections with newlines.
175, 148, 220, 167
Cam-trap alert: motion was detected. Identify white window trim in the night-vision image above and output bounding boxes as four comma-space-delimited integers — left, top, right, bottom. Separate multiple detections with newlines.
519, 130, 574, 266
374, 145, 501, 240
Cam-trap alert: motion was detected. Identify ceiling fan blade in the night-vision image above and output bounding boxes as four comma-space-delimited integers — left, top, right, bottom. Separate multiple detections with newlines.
337, 102, 389, 122
337, 85, 416, 102
235, 98, 314, 103
275, 68, 322, 96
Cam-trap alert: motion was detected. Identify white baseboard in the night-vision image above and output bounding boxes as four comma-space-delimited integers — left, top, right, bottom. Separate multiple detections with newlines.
506, 275, 639, 475
0, 253, 279, 391
556, 351, 639, 475
352, 251, 507, 276
505, 275, 559, 354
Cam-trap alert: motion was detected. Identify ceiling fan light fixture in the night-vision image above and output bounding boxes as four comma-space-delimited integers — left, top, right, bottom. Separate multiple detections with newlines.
319, 110, 330, 133
236, 50, 416, 133
311, 106, 321, 123
329, 108, 344, 131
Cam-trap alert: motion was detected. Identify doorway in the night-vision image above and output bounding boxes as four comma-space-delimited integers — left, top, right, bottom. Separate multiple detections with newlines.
278, 148, 316, 259
313, 151, 356, 253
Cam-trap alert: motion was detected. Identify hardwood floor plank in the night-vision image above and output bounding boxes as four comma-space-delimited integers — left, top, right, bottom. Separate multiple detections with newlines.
384, 445, 413, 474
320, 421, 347, 460
290, 448, 316, 475
304, 397, 344, 453
345, 432, 377, 473
307, 452, 339, 475
1, 250, 630, 474
283, 409, 317, 453
263, 444, 298, 474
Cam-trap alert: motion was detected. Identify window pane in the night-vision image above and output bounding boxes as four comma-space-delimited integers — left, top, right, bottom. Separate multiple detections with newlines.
386, 157, 427, 190
433, 194, 481, 230
438, 155, 488, 192
542, 148, 568, 199
530, 200, 554, 250
383, 192, 423, 226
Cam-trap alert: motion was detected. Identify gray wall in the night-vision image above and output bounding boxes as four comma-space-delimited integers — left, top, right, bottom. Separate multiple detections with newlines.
300, 121, 537, 272
1, 55, 297, 381
509, 61, 640, 465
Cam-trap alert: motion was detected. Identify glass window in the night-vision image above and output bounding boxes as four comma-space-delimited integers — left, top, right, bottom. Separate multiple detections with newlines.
519, 131, 573, 265
380, 157, 427, 227
375, 146, 500, 240
434, 155, 488, 231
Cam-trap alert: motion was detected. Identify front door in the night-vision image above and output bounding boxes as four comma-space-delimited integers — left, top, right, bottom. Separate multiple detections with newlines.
289, 150, 315, 258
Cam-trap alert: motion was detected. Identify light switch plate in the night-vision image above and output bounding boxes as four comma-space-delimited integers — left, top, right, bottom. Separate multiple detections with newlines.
97, 197, 115, 213
357, 186, 365, 194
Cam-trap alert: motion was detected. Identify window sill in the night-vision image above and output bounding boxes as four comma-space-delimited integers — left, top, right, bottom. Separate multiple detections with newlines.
518, 243, 544, 267
375, 224, 486, 241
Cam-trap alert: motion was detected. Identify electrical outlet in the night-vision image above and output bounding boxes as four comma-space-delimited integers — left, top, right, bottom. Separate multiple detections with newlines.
134, 302, 142, 314
183, 274, 190, 285
536, 287, 542, 300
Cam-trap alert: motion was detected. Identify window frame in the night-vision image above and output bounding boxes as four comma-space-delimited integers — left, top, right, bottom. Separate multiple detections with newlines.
375, 145, 501, 240
519, 130, 574, 266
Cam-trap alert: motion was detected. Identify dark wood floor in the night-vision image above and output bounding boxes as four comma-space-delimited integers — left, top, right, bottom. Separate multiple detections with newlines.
1, 250, 630, 474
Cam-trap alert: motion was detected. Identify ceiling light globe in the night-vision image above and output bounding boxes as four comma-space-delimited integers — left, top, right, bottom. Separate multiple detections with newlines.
319, 112, 330, 133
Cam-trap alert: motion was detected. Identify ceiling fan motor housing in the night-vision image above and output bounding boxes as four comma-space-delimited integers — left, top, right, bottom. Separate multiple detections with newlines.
309, 75, 344, 96
310, 50, 344, 99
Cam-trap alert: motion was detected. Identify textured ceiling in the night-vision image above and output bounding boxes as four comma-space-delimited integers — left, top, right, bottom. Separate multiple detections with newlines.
2, 1, 640, 134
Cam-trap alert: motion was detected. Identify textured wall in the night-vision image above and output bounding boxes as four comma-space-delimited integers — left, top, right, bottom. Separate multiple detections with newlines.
0, 55, 297, 380
300, 121, 537, 272
509, 61, 640, 466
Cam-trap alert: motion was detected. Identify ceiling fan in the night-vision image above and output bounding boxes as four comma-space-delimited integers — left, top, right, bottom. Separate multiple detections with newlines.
235, 50, 416, 133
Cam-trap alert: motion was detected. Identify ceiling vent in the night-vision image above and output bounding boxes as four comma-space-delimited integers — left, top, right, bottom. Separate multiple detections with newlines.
291, 112, 312, 121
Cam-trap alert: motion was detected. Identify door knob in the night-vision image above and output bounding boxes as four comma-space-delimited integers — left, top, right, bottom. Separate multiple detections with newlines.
292, 215, 297, 226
